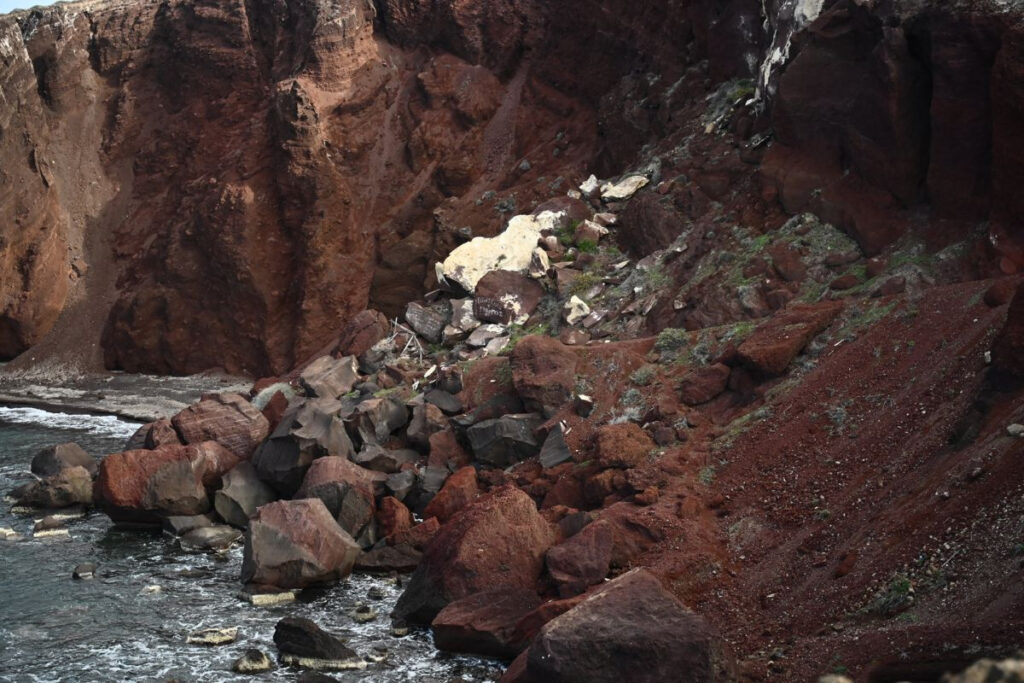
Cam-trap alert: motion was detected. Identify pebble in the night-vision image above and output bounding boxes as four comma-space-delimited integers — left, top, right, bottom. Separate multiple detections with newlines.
72, 562, 96, 580
1006, 423, 1024, 438
186, 627, 238, 646
367, 587, 385, 601
390, 619, 410, 637
232, 648, 274, 673
0, 527, 19, 540
352, 603, 378, 623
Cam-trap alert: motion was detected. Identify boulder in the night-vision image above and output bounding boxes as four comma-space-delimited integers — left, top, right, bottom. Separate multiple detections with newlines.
594, 423, 655, 469
14, 465, 93, 508
124, 419, 182, 451
171, 393, 270, 459
387, 517, 440, 551
291, 399, 355, 460
475, 271, 546, 323
736, 302, 843, 376
335, 309, 390, 357
573, 220, 608, 245
188, 441, 245, 488
294, 457, 382, 539
251, 413, 318, 497
214, 462, 277, 528
233, 649, 275, 674
299, 355, 360, 400
376, 496, 412, 538
405, 302, 448, 343
273, 617, 364, 671
511, 336, 579, 416
392, 486, 555, 624
242, 498, 362, 589
31, 443, 96, 478
545, 520, 613, 597
467, 414, 544, 468
422, 466, 480, 523
354, 397, 408, 445
424, 389, 463, 415
162, 513, 215, 536
678, 363, 732, 406
432, 588, 543, 659
94, 446, 216, 525
515, 569, 724, 683
407, 402, 448, 448
351, 445, 419, 474
438, 211, 566, 293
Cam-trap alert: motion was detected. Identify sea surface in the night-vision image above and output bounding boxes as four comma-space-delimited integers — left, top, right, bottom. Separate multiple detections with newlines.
0, 405, 503, 682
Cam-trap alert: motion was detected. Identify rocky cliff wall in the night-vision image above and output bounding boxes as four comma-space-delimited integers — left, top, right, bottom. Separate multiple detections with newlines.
0, 0, 1021, 377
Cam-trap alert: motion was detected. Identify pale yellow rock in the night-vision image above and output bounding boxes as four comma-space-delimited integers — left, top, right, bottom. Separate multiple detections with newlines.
437, 211, 565, 292
600, 175, 649, 202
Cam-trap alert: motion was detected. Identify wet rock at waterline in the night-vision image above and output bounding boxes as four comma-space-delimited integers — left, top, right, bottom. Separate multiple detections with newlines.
233, 648, 275, 673
186, 626, 238, 646
30, 442, 97, 478
241, 498, 361, 589
273, 617, 366, 671
432, 588, 542, 659
13, 465, 93, 508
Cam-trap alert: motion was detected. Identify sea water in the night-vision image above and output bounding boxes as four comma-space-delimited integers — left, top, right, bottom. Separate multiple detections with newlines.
0, 405, 502, 682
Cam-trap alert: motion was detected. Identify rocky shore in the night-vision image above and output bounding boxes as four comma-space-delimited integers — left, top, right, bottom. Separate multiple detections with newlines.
3, 0, 1024, 679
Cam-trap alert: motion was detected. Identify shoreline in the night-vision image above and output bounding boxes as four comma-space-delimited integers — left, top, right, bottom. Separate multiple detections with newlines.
0, 371, 253, 423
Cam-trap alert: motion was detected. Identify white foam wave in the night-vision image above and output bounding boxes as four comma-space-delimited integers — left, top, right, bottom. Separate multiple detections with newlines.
0, 406, 141, 440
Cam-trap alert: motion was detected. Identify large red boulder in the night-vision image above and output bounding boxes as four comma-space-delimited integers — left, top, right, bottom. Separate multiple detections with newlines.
506, 569, 727, 683
241, 498, 361, 589
94, 444, 227, 525
377, 496, 413, 538
510, 336, 580, 417
294, 456, 382, 542
171, 393, 270, 458
545, 520, 613, 597
392, 485, 555, 624
423, 466, 480, 523
432, 588, 542, 659
677, 363, 731, 406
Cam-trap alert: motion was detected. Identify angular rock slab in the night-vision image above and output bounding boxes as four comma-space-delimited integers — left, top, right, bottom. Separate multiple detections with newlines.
466, 414, 543, 468
241, 498, 361, 589
545, 519, 613, 597
214, 461, 277, 528
392, 485, 554, 624
437, 211, 566, 293
299, 355, 359, 400
515, 569, 724, 683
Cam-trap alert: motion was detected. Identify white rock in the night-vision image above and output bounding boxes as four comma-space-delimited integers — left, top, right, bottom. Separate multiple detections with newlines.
529, 247, 551, 279
600, 175, 649, 202
593, 212, 619, 227
437, 212, 565, 292
1007, 423, 1024, 438
483, 336, 511, 357
0, 527, 19, 540
449, 298, 481, 333
579, 174, 600, 195
187, 627, 239, 646
563, 296, 591, 325
467, 324, 507, 349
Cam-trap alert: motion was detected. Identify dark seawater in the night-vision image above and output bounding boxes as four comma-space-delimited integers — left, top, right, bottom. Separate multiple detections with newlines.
0, 405, 503, 683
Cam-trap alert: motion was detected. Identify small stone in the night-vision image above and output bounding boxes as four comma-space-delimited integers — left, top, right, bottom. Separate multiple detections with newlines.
390, 620, 410, 637
352, 603, 378, 623
574, 394, 595, 417
233, 648, 274, 674
1007, 423, 1024, 438
600, 175, 648, 202
563, 296, 591, 325
367, 586, 385, 601
0, 527, 19, 540
579, 175, 599, 195
187, 627, 239, 646
72, 562, 96, 580
237, 585, 298, 606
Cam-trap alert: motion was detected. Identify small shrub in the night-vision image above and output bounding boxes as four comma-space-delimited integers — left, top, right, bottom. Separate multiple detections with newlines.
655, 328, 689, 354
698, 466, 716, 486
577, 239, 599, 254
630, 365, 656, 386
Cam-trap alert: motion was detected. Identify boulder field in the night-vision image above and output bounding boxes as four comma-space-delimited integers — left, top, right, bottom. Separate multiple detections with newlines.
4, 0, 1024, 680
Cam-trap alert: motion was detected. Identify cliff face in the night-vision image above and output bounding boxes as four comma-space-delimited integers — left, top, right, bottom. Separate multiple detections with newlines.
0, 0, 1021, 376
